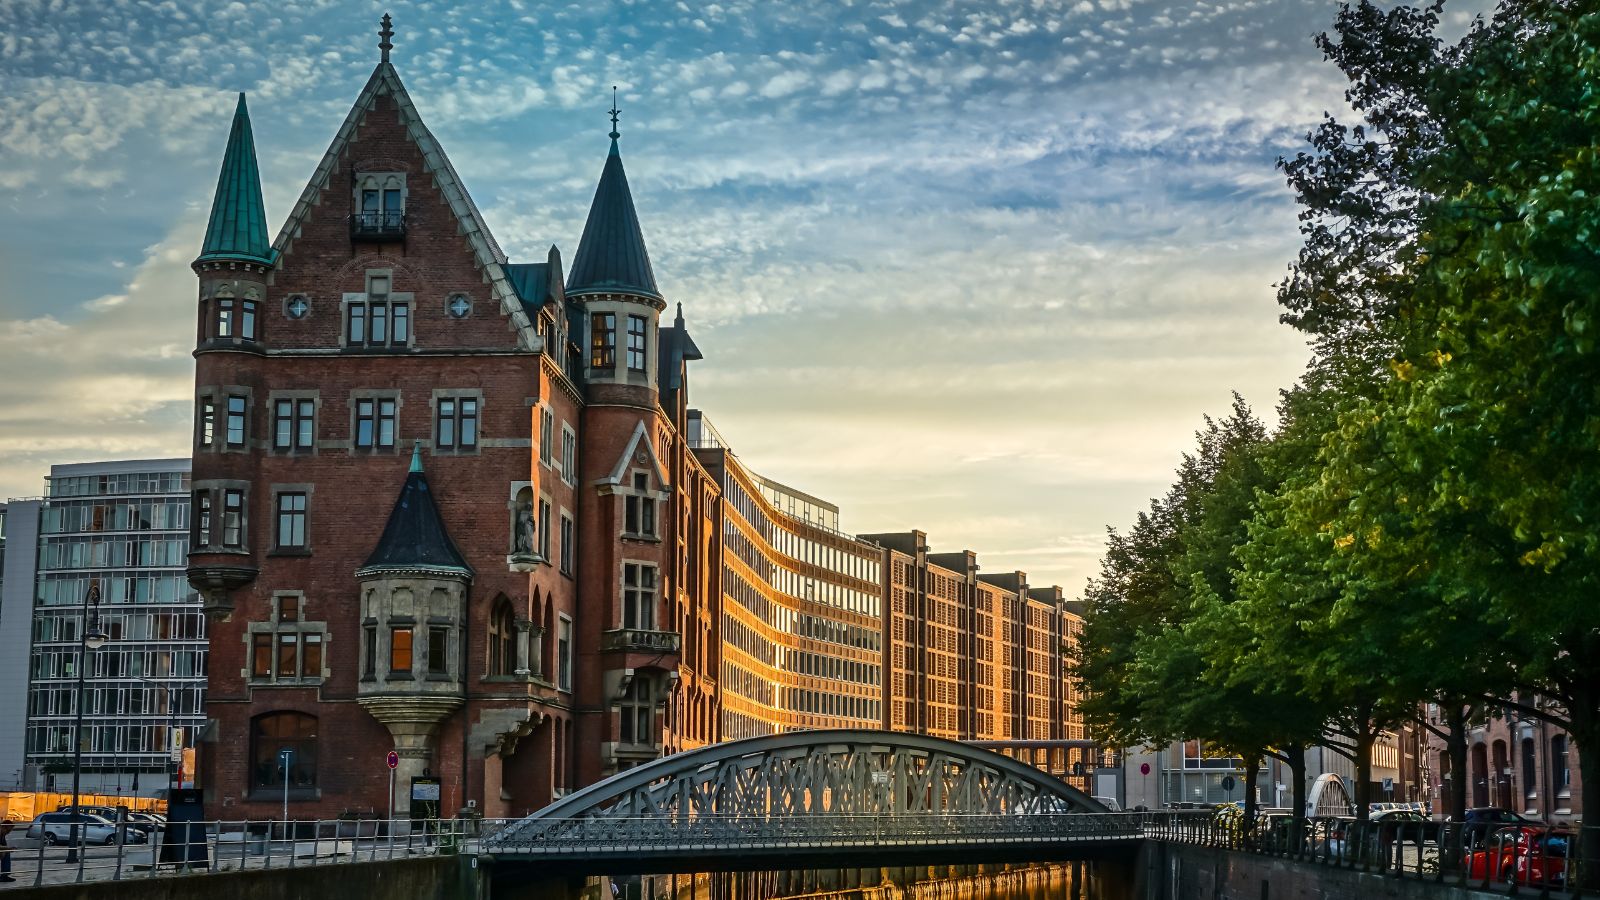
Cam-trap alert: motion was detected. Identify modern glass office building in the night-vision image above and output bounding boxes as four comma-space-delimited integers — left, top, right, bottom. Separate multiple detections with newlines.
8, 458, 206, 796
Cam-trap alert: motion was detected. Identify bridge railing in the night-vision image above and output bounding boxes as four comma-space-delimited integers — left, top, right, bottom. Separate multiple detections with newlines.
485, 811, 1150, 854
5, 817, 485, 888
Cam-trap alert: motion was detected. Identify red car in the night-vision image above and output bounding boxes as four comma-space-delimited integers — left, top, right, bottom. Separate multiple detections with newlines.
1461, 827, 1570, 886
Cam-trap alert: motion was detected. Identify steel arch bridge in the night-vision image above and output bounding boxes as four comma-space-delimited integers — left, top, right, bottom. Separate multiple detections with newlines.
482, 730, 1136, 872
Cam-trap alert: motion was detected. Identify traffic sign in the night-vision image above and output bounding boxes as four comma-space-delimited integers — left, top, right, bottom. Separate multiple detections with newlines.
1140, 763, 1151, 776
1221, 776, 1236, 792
387, 750, 399, 770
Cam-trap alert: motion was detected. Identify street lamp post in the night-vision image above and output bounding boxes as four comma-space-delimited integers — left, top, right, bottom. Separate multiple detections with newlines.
66, 579, 109, 864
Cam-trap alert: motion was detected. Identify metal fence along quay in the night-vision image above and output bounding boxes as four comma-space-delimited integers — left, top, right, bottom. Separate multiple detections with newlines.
0, 811, 1591, 898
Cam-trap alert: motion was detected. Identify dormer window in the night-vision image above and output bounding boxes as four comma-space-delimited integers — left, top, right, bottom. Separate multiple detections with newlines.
351, 173, 406, 240
624, 471, 657, 538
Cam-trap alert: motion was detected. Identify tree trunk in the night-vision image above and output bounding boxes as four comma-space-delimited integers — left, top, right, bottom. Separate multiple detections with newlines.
1289, 743, 1308, 851
1572, 705, 1600, 891
1244, 751, 1260, 846
1353, 718, 1374, 823
1441, 703, 1470, 873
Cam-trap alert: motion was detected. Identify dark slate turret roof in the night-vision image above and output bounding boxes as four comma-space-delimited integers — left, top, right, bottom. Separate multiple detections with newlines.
358, 446, 472, 579
196, 93, 274, 266
566, 139, 661, 300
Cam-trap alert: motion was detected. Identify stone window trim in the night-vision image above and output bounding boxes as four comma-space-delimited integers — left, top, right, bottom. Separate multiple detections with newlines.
429, 388, 485, 456
619, 557, 659, 631
196, 385, 256, 454
240, 592, 329, 685
348, 388, 403, 453
267, 483, 316, 556
445, 293, 474, 319
267, 390, 321, 457
621, 466, 666, 543
560, 423, 578, 487
200, 282, 265, 348
191, 478, 251, 554
283, 294, 311, 320
340, 280, 415, 351
354, 172, 407, 216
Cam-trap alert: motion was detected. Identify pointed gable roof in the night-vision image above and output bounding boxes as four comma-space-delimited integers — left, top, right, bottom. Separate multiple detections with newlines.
566, 139, 661, 301
270, 60, 541, 350
196, 93, 274, 266
358, 445, 472, 580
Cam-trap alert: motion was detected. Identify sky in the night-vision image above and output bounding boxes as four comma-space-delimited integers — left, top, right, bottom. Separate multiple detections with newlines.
0, 0, 1493, 594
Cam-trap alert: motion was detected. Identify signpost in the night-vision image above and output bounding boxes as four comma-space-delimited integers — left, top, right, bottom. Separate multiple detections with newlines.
1222, 775, 1236, 794
386, 750, 399, 826
1140, 762, 1151, 809
278, 747, 295, 824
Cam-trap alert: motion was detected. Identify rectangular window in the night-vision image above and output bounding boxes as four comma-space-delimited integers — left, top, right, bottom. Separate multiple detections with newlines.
302, 633, 322, 678
436, 397, 479, 450
427, 626, 448, 675
390, 627, 413, 674
625, 472, 657, 537
347, 301, 409, 347
226, 395, 247, 447
222, 489, 244, 548
278, 633, 297, 680
217, 299, 235, 338
275, 493, 307, 550
557, 619, 572, 691
620, 678, 653, 745
559, 514, 574, 576
251, 633, 272, 677
273, 399, 315, 452
355, 397, 397, 449
538, 499, 551, 560
626, 314, 648, 371
539, 408, 554, 466
199, 398, 216, 448
590, 313, 616, 368
363, 627, 377, 678
623, 563, 656, 630
279, 595, 300, 622
241, 300, 257, 341
193, 491, 212, 547
561, 427, 577, 485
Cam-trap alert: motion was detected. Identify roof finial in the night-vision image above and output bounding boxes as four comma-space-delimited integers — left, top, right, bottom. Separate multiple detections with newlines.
608, 85, 621, 142
379, 13, 394, 63
410, 440, 423, 473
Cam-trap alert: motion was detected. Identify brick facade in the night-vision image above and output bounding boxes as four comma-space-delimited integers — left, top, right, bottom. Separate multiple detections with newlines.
188, 33, 1082, 820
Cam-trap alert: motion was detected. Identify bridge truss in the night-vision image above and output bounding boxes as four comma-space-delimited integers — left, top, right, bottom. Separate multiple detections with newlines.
484, 730, 1129, 868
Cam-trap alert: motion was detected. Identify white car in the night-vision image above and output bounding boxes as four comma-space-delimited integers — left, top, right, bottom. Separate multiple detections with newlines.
26, 812, 148, 845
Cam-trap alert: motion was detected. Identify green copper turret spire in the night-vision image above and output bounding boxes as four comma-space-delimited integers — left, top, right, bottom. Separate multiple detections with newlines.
196, 93, 274, 267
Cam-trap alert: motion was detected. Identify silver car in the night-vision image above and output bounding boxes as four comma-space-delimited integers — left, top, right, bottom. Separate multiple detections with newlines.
25, 812, 148, 845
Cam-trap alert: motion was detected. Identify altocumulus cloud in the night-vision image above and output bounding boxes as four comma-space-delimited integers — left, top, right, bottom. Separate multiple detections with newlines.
2, 0, 1493, 589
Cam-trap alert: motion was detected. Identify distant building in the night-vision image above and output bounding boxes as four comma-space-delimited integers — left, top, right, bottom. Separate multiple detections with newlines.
1425, 701, 1582, 825
1, 459, 205, 796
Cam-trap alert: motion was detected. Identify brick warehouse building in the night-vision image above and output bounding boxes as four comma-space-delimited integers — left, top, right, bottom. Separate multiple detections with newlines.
186, 22, 1083, 820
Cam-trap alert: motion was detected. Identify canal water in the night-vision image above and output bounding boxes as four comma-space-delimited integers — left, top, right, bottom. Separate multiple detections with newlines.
583, 862, 1122, 900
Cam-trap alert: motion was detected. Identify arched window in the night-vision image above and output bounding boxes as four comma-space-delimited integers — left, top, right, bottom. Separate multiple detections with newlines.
251, 712, 318, 793
488, 597, 516, 676
1551, 736, 1570, 791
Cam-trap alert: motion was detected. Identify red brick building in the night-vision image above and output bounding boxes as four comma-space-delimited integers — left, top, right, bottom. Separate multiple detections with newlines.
187, 22, 1081, 820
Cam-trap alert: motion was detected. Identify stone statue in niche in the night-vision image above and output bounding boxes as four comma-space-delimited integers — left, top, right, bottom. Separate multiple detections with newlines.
514, 499, 536, 554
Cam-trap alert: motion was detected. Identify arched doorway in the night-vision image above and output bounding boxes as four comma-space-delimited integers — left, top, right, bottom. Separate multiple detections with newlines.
1471, 742, 1489, 807
1492, 740, 1511, 809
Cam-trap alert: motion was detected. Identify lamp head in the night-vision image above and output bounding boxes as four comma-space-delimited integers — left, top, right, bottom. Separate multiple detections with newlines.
84, 630, 108, 651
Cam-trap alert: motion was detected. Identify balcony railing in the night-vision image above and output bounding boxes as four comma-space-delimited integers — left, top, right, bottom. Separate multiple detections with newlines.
349, 211, 406, 240
601, 628, 682, 654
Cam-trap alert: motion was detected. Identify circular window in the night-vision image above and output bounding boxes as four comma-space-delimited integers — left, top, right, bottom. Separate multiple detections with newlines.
447, 295, 471, 319
286, 296, 310, 319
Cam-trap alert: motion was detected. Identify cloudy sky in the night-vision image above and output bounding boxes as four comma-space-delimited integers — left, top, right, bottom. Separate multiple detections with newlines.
0, 0, 1490, 592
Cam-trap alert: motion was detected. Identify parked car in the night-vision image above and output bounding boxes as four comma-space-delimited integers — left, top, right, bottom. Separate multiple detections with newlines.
25, 812, 149, 845
1371, 809, 1438, 845
56, 805, 160, 833
1447, 807, 1541, 848
1462, 826, 1570, 886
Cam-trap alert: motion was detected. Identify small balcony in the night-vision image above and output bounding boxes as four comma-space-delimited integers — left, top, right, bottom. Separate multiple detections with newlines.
349, 211, 406, 241
601, 628, 682, 654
